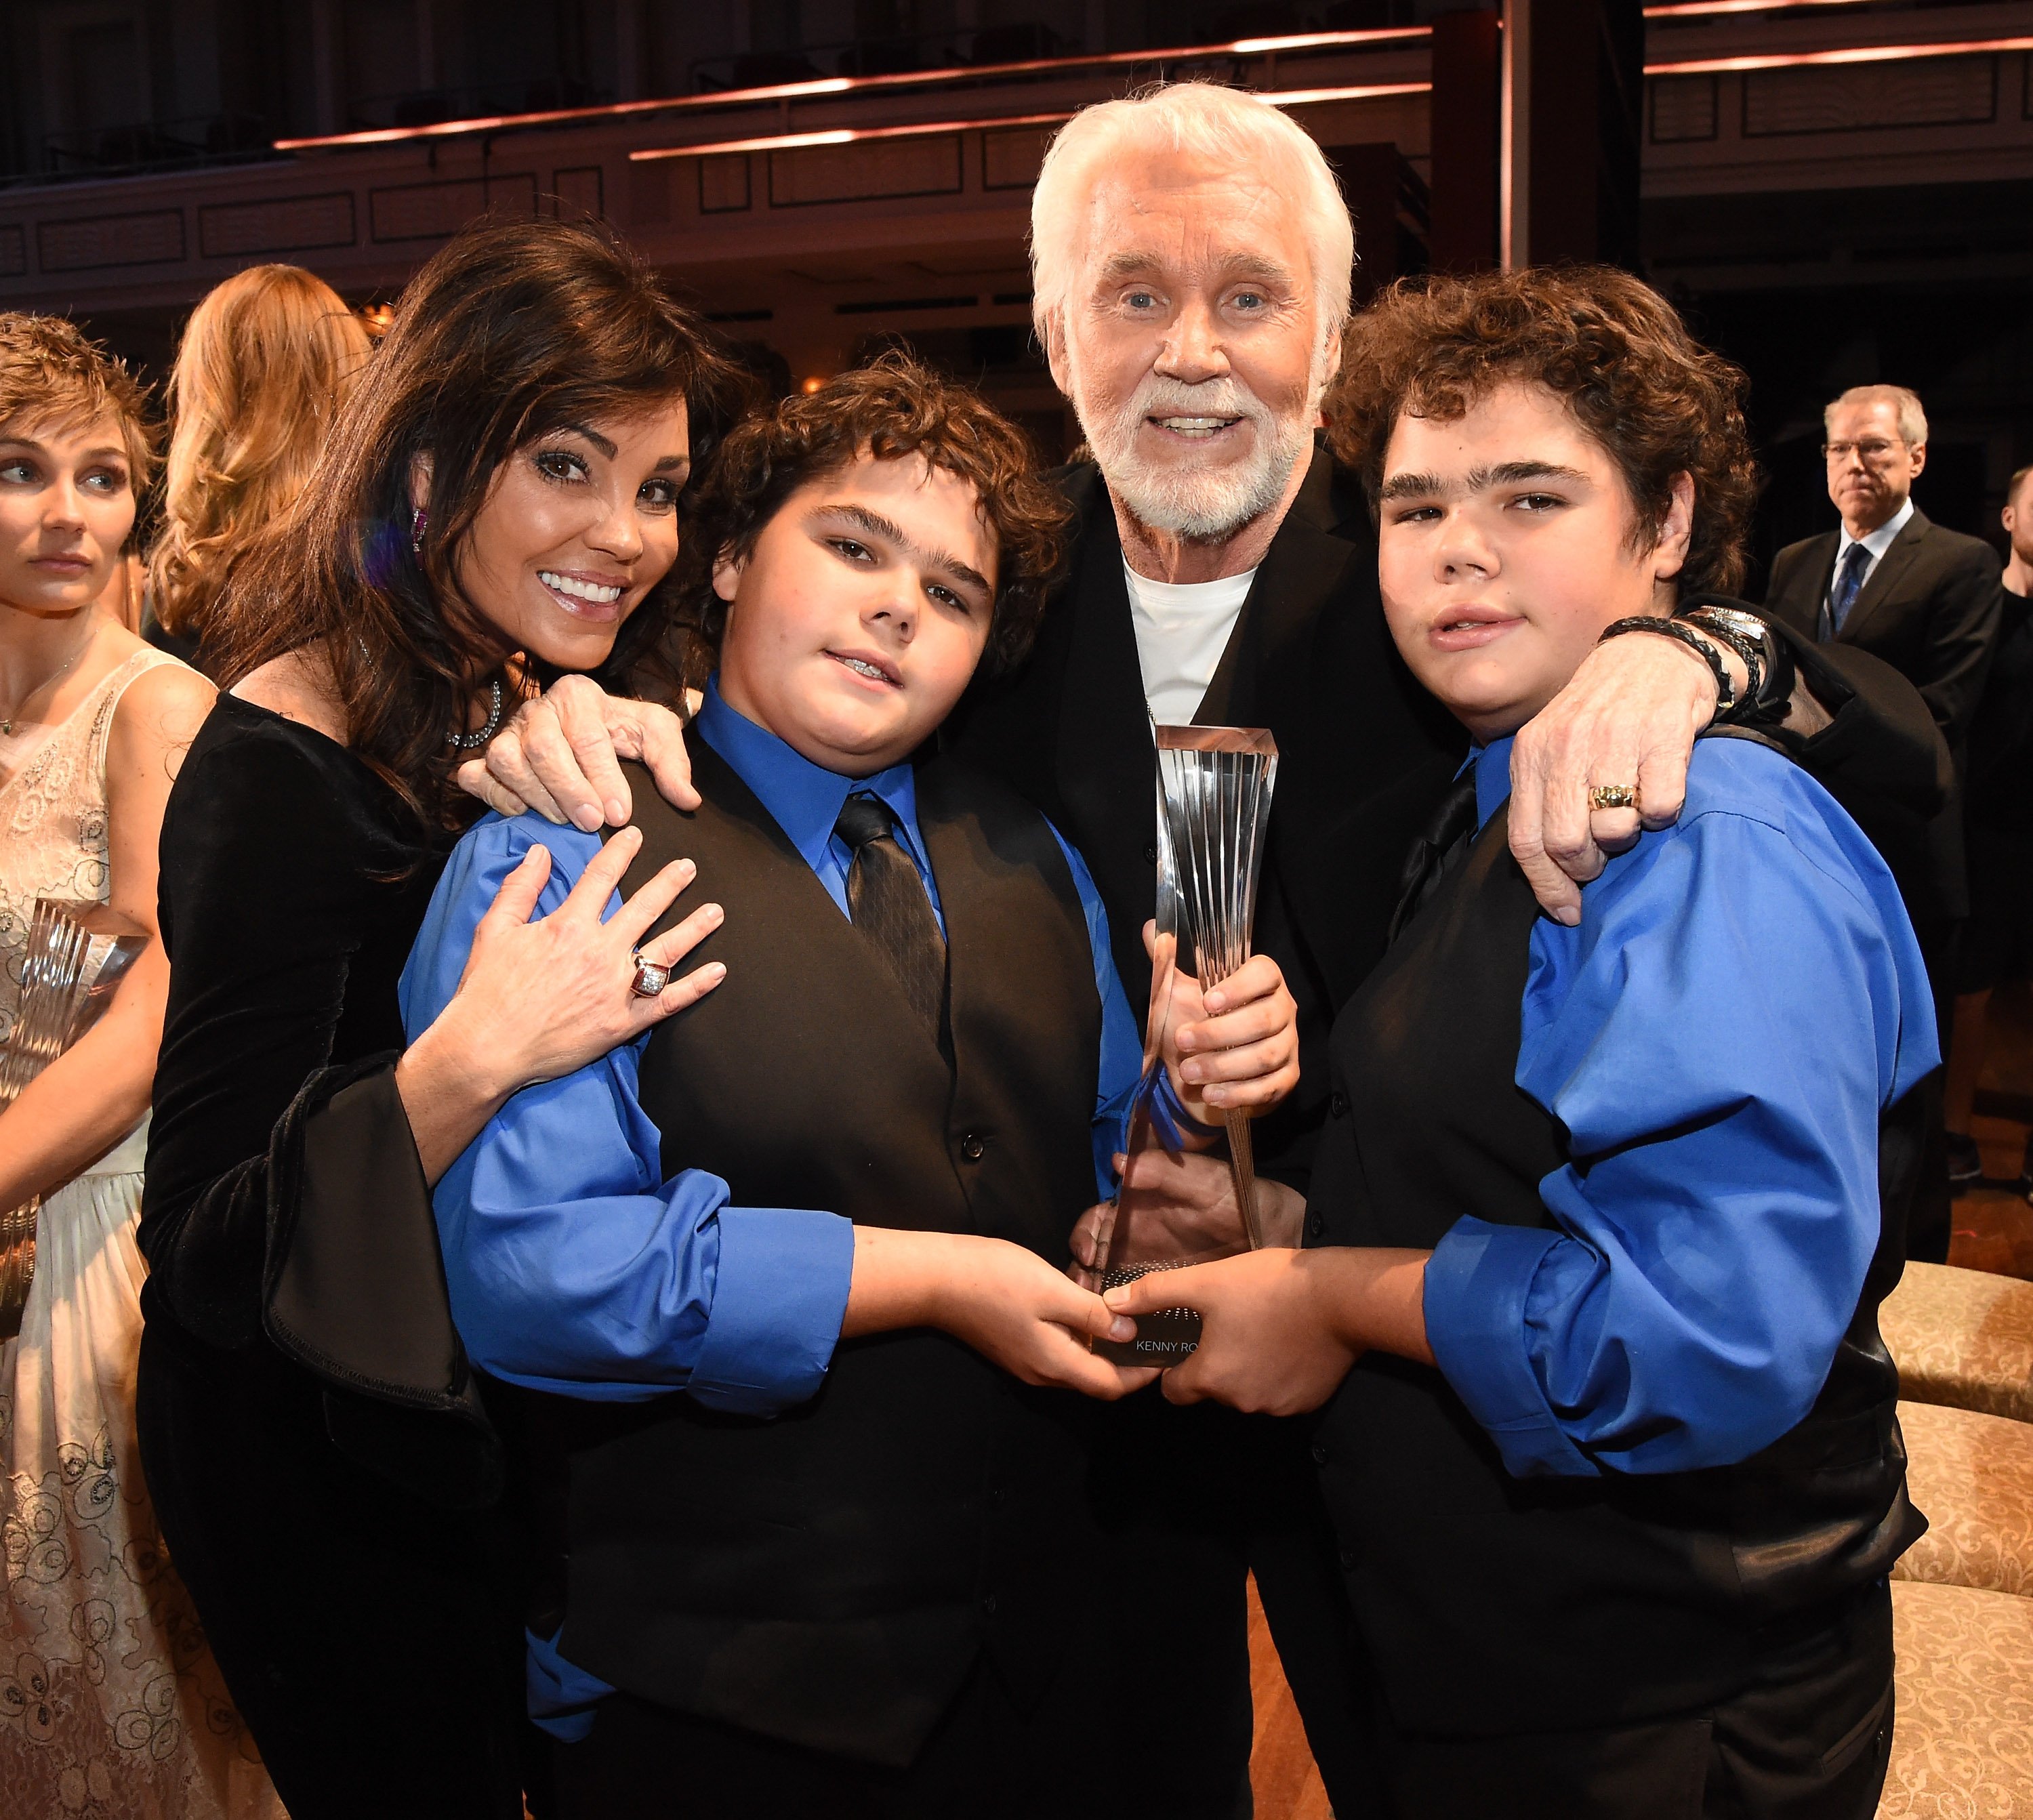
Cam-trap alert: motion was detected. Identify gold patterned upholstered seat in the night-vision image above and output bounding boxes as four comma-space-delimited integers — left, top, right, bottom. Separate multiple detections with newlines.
1879, 1580, 2033, 1817
1895, 1400, 2033, 1598
1881, 1262, 2033, 1424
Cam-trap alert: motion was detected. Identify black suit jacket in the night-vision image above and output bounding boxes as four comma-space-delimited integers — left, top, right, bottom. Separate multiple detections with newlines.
952, 445, 1457, 1184
952, 441, 1948, 1184
1765, 506, 2005, 924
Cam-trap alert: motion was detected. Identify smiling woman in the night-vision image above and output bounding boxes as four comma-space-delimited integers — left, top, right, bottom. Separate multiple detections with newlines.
426, 409, 695, 680
132, 220, 748, 1820
205, 220, 737, 824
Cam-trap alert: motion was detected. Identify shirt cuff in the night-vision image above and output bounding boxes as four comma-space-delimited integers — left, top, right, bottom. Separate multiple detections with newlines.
1149, 1068, 1224, 1145
685, 1205, 855, 1415
1424, 1217, 1597, 1479
526, 1627, 614, 1743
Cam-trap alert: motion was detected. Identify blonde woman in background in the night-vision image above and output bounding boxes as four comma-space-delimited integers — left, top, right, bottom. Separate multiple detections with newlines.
146, 264, 372, 671
0, 313, 280, 1815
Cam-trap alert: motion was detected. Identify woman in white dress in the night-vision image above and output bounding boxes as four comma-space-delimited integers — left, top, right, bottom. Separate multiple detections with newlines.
0, 312, 281, 1817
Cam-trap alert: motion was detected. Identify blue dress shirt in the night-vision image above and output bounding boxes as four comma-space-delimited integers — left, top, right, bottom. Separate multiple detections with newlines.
401, 676, 1143, 1411
403, 680, 1148, 1739
1421, 733, 1939, 1482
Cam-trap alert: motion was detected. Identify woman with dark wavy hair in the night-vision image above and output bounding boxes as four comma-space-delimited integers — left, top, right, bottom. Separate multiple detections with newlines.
136, 218, 744, 1819
1109, 268, 1938, 1819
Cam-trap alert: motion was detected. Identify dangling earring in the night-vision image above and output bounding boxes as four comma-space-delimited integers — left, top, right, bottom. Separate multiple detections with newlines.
411, 508, 428, 556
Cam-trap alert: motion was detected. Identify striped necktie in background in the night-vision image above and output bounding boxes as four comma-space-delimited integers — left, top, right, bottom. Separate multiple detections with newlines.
1823, 541, 1873, 640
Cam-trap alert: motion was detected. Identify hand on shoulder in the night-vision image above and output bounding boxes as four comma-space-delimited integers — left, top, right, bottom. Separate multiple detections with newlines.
397, 821, 726, 1182
457, 673, 699, 831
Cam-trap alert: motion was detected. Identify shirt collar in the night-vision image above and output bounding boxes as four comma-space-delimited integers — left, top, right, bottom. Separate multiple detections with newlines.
693, 675, 925, 873
1458, 734, 1515, 831
1839, 494, 1914, 564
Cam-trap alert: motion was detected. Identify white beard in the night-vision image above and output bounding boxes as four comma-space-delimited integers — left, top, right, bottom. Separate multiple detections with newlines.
1078, 372, 1317, 543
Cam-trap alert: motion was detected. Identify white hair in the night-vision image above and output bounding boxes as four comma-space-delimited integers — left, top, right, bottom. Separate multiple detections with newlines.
1028, 81, 1355, 350
1826, 384, 1928, 446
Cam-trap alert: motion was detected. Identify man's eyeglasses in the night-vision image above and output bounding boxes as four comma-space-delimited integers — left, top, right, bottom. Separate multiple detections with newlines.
1822, 439, 1909, 466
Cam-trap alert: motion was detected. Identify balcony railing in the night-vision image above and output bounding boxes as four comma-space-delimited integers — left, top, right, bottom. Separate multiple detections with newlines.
689, 22, 1077, 92
24, 112, 281, 187
342, 76, 610, 133
683, 5, 1430, 92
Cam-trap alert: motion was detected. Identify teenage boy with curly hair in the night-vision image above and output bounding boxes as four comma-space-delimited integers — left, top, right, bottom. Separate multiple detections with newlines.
1109, 268, 1937, 1819
402, 356, 1300, 1815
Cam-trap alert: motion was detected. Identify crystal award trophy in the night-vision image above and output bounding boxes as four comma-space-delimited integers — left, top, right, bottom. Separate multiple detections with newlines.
0, 899, 149, 1340
1091, 726, 1279, 1365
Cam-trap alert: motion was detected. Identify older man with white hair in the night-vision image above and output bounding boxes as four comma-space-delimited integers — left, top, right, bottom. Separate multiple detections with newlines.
961, 84, 1933, 1016
949, 81, 1948, 1815
466, 83, 1945, 1815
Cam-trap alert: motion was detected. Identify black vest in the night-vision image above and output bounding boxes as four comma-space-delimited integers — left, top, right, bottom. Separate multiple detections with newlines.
1307, 802, 1925, 1737
524, 746, 1104, 1766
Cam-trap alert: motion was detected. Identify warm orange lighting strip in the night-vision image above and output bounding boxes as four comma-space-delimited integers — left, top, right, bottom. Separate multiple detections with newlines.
1266, 81, 1431, 107
1643, 1, 1872, 17
626, 83, 1431, 163
1647, 33, 2033, 75
274, 26, 1430, 152
1229, 29, 1418, 52
628, 111, 1071, 163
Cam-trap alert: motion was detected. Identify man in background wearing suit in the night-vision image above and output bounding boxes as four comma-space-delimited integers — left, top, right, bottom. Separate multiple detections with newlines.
1765, 384, 2004, 1260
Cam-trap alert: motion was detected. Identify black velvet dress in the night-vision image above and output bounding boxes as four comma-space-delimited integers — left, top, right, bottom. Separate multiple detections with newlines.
136, 692, 528, 1819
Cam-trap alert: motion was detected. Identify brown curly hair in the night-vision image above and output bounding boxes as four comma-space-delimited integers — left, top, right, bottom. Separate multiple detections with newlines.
1325, 266, 1759, 597
651, 353, 1071, 697
0, 312, 158, 494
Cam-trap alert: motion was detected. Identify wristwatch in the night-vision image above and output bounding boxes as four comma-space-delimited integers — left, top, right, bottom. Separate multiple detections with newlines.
1677, 602, 1795, 726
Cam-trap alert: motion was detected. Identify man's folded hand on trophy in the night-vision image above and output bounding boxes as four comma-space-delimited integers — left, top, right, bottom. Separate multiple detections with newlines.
1069, 1150, 1305, 1289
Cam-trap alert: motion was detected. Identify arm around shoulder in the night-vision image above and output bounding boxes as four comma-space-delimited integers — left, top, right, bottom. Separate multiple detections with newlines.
1490, 774, 1923, 1475
1766, 629, 1951, 819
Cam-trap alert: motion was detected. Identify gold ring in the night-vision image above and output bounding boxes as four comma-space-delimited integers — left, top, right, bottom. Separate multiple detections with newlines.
1588, 783, 1640, 812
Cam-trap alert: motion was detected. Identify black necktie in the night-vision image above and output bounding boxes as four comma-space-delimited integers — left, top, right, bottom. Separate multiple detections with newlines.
834, 793, 947, 1041
1388, 770, 1482, 947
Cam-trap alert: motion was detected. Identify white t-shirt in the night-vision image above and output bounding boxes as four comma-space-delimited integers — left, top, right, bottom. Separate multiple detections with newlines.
1122, 560, 1257, 726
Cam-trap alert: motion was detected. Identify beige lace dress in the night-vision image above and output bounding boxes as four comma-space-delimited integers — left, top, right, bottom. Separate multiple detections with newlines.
0, 648, 283, 1819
